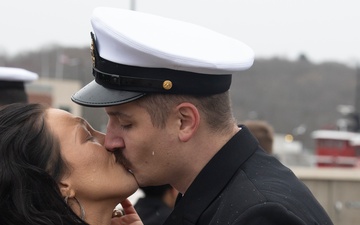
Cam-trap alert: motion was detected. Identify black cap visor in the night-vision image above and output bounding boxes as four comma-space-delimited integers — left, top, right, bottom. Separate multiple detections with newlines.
71, 80, 145, 107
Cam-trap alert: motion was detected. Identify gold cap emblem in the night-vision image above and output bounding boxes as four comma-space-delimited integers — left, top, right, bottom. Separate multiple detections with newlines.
90, 39, 95, 68
163, 80, 173, 90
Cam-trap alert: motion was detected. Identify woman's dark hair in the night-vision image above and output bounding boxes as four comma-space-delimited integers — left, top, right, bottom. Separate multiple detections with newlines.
0, 103, 88, 225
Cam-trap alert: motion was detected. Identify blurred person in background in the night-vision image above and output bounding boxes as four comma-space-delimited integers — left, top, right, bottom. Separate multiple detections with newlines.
243, 120, 274, 155
0, 67, 38, 106
134, 185, 178, 225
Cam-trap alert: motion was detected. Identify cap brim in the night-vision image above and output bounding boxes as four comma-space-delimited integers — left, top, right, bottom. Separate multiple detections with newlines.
71, 80, 145, 107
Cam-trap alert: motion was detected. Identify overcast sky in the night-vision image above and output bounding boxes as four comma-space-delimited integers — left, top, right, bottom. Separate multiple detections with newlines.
1, 0, 359, 66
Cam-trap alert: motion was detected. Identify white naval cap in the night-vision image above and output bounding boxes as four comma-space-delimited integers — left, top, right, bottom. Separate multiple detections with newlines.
0, 67, 38, 82
72, 7, 254, 107
0, 67, 38, 105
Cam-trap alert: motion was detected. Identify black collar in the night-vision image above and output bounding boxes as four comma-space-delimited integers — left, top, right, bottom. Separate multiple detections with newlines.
165, 125, 258, 224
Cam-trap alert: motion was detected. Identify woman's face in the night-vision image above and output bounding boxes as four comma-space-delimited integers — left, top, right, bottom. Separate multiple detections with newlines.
45, 108, 138, 203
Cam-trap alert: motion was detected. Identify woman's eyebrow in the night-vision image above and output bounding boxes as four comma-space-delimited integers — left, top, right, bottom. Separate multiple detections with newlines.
74, 117, 88, 143
74, 117, 89, 127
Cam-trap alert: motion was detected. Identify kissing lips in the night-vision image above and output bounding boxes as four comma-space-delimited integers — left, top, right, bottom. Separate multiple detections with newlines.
114, 151, 133, 174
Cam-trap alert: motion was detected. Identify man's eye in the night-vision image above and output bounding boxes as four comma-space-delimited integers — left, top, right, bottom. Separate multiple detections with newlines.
121, 124, 132, 130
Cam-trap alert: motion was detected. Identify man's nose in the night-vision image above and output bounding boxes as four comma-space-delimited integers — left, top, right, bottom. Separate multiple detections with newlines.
104, 129, 125, 152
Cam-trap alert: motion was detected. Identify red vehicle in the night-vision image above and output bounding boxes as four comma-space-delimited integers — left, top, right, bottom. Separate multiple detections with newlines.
312, 130, 360, 167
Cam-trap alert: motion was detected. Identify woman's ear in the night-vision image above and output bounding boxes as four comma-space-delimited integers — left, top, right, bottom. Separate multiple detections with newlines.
59, 179, 75, 198
176, 102, 200, 142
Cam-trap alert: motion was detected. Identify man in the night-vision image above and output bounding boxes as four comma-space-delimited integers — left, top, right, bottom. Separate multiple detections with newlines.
0, 66, 38, 105
72, 7, 333, 225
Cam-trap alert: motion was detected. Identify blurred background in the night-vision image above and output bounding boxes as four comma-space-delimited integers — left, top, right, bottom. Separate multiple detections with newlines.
1, 0, 360, 156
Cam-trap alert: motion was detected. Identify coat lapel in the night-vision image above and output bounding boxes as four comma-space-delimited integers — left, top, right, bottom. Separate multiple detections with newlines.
164, 126, 258, 224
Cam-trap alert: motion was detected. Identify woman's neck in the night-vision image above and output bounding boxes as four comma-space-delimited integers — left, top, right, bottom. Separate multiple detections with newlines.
75, 199, 119, 225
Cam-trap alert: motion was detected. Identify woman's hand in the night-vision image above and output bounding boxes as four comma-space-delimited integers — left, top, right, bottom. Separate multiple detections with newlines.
111, 199, 143, 225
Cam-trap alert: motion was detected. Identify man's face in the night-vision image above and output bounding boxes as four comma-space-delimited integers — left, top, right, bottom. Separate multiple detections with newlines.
104, 101, 179, 187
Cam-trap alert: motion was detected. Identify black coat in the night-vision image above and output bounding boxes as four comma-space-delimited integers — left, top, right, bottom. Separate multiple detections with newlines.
163, 126, 333, 225
135, 197, 172, 225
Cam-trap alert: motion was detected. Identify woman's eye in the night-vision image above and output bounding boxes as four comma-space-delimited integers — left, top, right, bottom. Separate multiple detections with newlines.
85, 129, 96, 142
86, 134, 95, 142
88, 135, 95, 141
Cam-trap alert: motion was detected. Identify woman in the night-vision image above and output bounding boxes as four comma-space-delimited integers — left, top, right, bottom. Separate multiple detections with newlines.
0, 103, 142, 225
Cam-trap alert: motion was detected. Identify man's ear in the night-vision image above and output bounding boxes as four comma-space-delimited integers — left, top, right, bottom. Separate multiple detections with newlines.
59, 179, 75, 198
176, 102, 200, 142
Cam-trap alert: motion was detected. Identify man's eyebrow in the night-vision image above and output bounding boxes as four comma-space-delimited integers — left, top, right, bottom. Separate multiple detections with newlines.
106, 111, 132, 118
